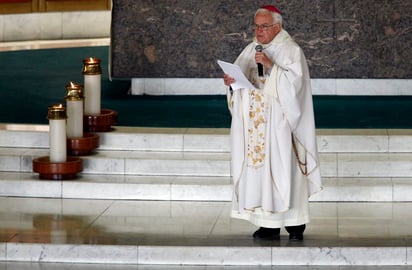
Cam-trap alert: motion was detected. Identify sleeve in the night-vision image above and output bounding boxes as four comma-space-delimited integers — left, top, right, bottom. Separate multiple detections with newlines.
276, 45, 307, 132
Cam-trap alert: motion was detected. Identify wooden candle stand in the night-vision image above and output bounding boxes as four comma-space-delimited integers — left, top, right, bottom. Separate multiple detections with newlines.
32, 156, 83, 180
83, 108, 118, 132
67, 133, 99, 156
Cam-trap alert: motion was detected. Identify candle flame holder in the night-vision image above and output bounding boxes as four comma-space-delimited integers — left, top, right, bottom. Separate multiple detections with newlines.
65, 81, 83, 101
33, 156, 83, 180
82, 57, 102, 75
67, 132, 100, 156
84, 109, 118, 132
48, 103, 66, 120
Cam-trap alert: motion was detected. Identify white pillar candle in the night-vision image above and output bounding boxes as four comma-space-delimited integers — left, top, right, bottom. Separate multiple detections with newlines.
65, 82, 84, 138
66, 100, 83, 138
84, 74, 101, 115
48, 104, 67, 163
82, 58, 102, 116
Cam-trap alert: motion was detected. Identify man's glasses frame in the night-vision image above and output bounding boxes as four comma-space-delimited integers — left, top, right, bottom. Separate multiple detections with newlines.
254, 24, 276, 31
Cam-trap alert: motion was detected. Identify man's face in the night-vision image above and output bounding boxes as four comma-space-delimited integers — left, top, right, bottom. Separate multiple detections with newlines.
254, 12, 280, 44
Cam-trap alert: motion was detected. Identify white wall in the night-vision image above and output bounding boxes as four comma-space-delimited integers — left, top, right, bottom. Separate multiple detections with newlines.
0, 11, 111, 42
131, 78, 412, 96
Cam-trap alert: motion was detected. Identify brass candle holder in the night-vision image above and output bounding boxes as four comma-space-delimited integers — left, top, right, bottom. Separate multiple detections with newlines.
33, 104, 83, 180
82, 57, 118, 132
82, 57, 102, 76
65, 82, 99, 156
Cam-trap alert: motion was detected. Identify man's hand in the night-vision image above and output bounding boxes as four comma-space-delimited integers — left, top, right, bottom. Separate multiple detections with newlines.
223, 74, 235, 86
255, 52, 273, 69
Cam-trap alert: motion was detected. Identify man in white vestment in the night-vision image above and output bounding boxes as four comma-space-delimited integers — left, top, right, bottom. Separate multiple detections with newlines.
223, 5, 322, 241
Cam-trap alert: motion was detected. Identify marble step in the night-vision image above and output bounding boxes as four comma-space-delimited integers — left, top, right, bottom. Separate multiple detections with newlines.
2, 125, 412, 153
3, 264, 408, 270
1, 146, 412, 178
0, 147, 231, 176
2, 124, 412, 203
2, 242, 410, 266
0, 172, 411, 202
0, 125, 231, 153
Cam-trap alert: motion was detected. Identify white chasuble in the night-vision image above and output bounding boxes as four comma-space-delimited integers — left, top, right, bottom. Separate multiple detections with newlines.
227, 30, 323, 228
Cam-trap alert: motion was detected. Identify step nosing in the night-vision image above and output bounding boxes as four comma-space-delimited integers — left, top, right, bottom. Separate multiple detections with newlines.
2, 242, 410, 265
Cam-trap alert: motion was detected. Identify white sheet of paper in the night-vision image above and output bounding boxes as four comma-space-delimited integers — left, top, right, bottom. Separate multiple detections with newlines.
217, 60, 256, 90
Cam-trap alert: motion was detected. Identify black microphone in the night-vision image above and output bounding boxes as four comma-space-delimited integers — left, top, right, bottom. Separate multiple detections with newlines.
255, 45, 264, 77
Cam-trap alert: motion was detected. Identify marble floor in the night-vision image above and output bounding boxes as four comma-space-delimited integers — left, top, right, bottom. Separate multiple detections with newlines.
2, 197, 412, 246
1, 196, 412, 267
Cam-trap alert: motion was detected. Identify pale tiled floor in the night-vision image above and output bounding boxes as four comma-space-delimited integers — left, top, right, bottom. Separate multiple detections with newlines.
1, 197, 412, 247
1, 197, 412, 269
1, 198, 412, 269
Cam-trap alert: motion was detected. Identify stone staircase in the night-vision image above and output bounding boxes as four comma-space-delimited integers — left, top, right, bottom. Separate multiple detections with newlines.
1, 124, 412, 266
1, 124, 412, 202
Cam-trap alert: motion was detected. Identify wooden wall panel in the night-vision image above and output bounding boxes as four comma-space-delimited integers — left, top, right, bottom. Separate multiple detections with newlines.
0, 0, 110, 14
39, 0, 111, 12
0, 0, 38, 14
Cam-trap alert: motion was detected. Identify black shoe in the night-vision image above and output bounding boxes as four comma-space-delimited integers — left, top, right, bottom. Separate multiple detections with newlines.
285, 224, 306, 241
289, 233, 304, 241
252, 227, 280, 240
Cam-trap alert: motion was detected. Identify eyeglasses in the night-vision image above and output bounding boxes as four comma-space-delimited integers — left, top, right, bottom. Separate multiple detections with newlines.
254, 24, 275, 31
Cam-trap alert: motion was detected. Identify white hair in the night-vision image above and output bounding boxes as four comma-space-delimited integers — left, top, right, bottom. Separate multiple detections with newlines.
255, 8, 283, 26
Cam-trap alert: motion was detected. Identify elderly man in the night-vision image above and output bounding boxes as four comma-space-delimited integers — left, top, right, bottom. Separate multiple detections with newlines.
223, 5, 322, 241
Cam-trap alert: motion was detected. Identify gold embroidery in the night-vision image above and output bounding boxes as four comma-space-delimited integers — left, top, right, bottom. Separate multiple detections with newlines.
247, 89, 266, 168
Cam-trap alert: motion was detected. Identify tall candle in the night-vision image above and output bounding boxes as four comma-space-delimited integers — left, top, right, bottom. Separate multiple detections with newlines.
48, 104, 67, 163
65, 82, 84, 138
82, 57, 102, 116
